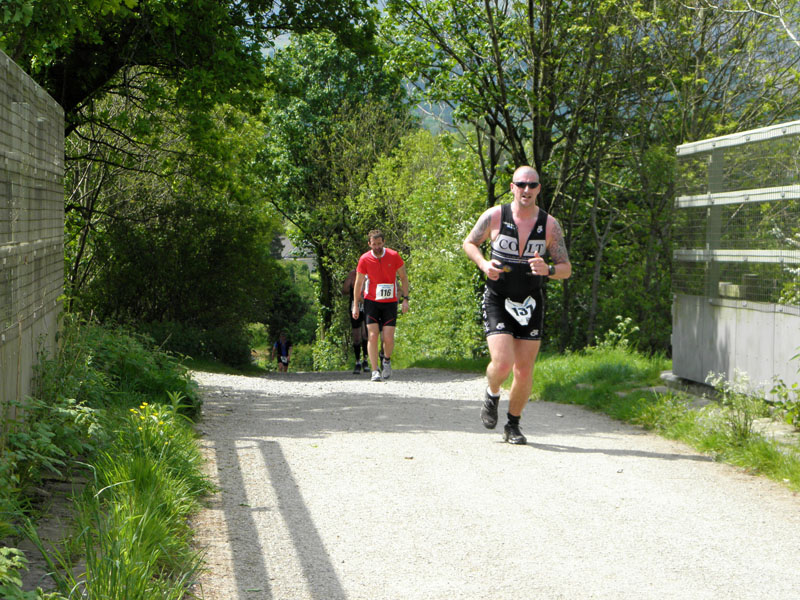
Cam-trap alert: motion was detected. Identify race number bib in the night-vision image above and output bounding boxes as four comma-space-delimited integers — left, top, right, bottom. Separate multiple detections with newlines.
504, 296, 536, 326
376, 283, 395, 300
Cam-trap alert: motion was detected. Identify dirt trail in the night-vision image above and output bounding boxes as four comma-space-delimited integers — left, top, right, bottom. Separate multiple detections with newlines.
189, 368, 800, 600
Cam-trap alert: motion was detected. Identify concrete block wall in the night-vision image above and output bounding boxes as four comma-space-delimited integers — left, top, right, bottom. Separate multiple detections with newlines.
0, 50, 64, 412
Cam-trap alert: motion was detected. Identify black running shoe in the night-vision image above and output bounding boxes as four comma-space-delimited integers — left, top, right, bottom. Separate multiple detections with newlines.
503, 423, 527, 445
353, 361, 361, 374
481, 390, 499, 429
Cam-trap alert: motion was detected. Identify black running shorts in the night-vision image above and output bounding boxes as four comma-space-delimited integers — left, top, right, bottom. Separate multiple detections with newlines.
482, 287, 544, 341
364, 298, 398, 329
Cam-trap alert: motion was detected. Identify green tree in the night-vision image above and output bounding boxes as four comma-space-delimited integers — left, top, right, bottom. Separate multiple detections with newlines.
383, 0, 800, 353
356, 130, 487, 359
1, 0, 378, 134
258, 31, 414, 335
64, 93, 306, 365
383, 0, 661, 349
382, 0, 626, 211
590, 0, 800, 350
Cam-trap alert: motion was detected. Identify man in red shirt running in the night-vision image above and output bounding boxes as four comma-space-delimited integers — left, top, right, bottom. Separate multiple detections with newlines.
352, 229, 409, 382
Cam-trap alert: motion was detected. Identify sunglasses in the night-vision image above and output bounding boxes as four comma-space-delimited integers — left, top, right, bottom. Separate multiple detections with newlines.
513, 181, 540, 189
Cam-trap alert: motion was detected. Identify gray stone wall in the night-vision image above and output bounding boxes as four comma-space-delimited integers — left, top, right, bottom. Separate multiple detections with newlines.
0, 50, 64, 411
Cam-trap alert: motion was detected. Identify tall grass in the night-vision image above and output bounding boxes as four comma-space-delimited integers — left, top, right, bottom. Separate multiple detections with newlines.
1, 318, 212, 599
28, 393, 214, 599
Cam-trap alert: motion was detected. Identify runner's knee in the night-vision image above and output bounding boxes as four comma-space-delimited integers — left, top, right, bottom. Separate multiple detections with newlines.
490, 354, 514, 376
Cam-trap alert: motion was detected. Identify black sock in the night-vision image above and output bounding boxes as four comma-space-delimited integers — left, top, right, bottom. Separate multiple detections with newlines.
353, 344, 361, 361
361, 341, 368, 358
506, 413, 520, 427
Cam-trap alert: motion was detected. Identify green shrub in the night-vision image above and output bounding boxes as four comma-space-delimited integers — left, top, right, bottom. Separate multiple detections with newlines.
0, 462, 21, 538
312, 324, 347, 371
140, 320, 253, 369
112, 397, 212, 499
707, 371, 769, 444
137, 321, 206, 358
202, 325, 253, 368
291, 343, 316, 372
595, 315, 640, 350
36, 317, 201, 417
771, 350, 800, 430
24, 395, 211, 598
246, 322, 271, 349
4, 316, 211, 597
0, 547, 65, 600
65, 395, 210, 596
0, 395, 100, 532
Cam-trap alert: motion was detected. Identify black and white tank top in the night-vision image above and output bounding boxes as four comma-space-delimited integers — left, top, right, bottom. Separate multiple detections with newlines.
486, 203, 549, 301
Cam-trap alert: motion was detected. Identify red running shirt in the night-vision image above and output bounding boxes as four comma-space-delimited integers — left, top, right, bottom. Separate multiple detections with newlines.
357, 248, 404, 302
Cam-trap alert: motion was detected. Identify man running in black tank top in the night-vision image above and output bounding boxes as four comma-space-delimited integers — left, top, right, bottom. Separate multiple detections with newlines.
462, 166, 572, 444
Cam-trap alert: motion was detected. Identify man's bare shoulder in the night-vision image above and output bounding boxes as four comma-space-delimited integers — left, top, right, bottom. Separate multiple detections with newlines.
466, 205, 502, 244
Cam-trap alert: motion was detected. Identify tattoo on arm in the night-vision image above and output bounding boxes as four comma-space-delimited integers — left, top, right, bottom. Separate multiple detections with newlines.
548, 220, 570, 264
466, 212, 491, 245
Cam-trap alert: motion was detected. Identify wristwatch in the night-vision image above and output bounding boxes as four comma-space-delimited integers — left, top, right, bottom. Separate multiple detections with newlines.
548, 264, 556, 276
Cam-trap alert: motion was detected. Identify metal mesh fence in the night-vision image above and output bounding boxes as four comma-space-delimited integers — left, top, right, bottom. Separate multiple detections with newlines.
1, 50, 64, 406
677, 134, 800, 196
674, 122, 800, 308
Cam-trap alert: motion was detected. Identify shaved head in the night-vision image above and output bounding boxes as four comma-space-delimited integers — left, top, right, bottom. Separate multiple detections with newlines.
513, 165, 538, 180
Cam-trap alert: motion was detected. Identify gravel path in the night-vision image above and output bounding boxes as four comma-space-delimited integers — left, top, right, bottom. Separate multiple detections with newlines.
189, 368, 800, 600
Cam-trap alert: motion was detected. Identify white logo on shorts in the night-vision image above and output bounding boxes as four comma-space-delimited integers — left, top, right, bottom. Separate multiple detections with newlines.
504, 296, 536, 326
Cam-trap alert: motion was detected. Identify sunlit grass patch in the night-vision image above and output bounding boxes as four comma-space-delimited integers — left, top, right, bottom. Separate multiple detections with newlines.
406, 355, 490, 372
533, 347, 669, 404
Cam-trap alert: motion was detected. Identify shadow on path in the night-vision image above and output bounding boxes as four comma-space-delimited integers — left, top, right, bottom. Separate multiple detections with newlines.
526, 441, 713, 461
199, 382, 711, 463
210, 435, 347, 599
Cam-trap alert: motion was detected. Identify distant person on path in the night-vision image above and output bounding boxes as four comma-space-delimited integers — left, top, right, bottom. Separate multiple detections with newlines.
343, 269, 369, 374
352, 229, 409, 382
271, 331, 292, 373
462, 166, 572, 444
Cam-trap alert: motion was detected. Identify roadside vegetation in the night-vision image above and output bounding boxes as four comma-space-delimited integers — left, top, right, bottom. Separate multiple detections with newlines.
536, 326, 800, 493
0, 318, 211, 599
5, 2, 798, 373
